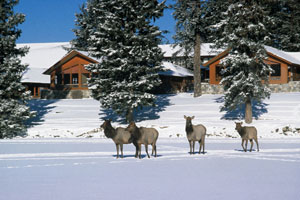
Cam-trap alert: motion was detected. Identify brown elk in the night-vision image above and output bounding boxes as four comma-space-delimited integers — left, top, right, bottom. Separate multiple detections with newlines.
235, 122, 259, 152
125, 122, 159, 159
100, 119, 134, 158
184, 115, 206, 154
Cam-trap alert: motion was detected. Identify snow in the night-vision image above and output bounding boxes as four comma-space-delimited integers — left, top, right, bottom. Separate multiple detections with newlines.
24, 92, 300, 139
1, 92, 300, 200
21, 68, 49, 84
17, 42, 70, 69
265, 45, 300, 65
159, 43, 220, 57
1, 138, 300, 200
159, 61, 193, 77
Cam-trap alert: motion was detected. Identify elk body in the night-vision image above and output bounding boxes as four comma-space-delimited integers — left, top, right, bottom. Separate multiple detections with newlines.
125, 122, 159, 159
100, 119, 134, 158
235, 122, 259, 152
184, 115, 206, 154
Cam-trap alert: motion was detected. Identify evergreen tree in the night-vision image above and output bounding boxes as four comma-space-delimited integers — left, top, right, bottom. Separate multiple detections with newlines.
0, 0, 32, 138
72, 0, 165, 122
172, 0, 209, 97
265, 0, 300, 51
212, 0, 273, 123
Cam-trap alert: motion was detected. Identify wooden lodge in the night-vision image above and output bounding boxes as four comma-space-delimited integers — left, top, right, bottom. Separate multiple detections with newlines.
203, 46, 300, 85
19, 42, 300, 99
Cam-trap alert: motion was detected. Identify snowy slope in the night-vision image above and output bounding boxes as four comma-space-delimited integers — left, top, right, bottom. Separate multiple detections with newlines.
25, 92, 300, 138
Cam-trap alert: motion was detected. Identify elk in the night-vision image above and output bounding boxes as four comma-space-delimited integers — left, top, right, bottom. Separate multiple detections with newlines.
125, 122, 159, 159
235, 122, 259, 152
184, 115, 206, 154
100, 119, 134, 158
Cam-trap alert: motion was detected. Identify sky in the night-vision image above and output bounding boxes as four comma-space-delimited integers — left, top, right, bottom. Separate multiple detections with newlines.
15, 0, 176, 44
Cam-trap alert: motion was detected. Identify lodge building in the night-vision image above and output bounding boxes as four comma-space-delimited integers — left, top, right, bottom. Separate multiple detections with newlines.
19, 42, 300, 99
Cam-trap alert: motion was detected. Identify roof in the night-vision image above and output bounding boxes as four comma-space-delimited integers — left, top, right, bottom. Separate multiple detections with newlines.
17, 42, 220, 83
265, 46, 300, 65
203, 46, 300, 66
159, 62, 193, 77
43, 50, 100, 75
159, 43, 222, 57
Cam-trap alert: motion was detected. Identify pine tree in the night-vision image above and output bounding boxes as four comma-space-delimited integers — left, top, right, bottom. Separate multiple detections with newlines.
0, 0, 32, 138
172, 0, 210, 97
265, 0, 300, 51
72, 0, 165, 122
212, 0, 273, 123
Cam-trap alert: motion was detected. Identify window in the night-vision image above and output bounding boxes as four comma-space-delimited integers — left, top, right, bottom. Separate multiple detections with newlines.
55, 74, 62, 85
271, 64, 281, 76
64, 74, 70, 85
81, 73, 89, 86
72, 73, 78, 84
216, 65, 224, 81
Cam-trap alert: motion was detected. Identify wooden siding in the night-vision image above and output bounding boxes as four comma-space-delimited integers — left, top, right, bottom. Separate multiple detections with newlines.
208, 55, 291, 85
50, 55, 92, 90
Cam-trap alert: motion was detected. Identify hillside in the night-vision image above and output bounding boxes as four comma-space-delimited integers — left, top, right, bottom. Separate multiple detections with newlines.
26, 92, 300, 138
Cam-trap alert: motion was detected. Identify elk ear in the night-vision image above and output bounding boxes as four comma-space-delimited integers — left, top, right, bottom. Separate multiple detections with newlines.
241, 122, 243, 125
191, 116, 195, 120
109, 119, 112, 122
184, 115, 187, 119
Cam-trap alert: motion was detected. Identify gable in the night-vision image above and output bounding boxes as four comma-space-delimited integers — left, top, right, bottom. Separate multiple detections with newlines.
43, 50, 98, 75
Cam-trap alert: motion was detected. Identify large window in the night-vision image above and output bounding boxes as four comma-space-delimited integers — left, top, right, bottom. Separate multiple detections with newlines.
64, 74, 70, 84
271, 64, 281, 77
72, 73, 78, 85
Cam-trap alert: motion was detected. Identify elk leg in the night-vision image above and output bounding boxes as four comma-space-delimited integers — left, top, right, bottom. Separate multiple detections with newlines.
199, 140, 202, 154
202, 137, 205, 154
250, 139, 253, 152
120, 143, 124, 158
245, 140, 248, 152
255, 138, 259, 152
116, 144, 119, 158
189, 141, 192, 155
241, 139, 245, 152
154, 144, 157, 157
192, 141, 195, 154
138, 144, 142, 159
145, 144, 150, 158
133, 142, 138, 158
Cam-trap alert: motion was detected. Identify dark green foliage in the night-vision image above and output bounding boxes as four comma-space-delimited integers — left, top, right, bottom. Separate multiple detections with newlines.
0, 0, 32, 138
72, 0, 165, 122
211, 0, 273, 121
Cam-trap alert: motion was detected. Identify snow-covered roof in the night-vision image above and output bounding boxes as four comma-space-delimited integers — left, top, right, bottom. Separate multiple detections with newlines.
159, 43, 221, 57
265, 46, 300, 65
159, 61, 193, 77
17, 42, 70, 84
21, 68, 49, 84
17, 42, 70, 69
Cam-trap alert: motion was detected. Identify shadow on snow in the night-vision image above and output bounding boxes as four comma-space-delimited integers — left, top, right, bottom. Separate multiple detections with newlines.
26, 99, 58, 127
214, 96, 269, 121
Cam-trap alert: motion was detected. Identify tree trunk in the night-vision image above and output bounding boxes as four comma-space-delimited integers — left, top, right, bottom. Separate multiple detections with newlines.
126, 108, 134, 123
245, 96, 252, 124
193, 32, 202, 97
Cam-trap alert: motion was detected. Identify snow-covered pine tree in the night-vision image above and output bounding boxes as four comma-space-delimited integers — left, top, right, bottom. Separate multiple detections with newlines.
0, 0, 32, 138
265, 0, 300, 51
212, 0, 273, 123
72, 0, 165, 122
172, 0, 209, 97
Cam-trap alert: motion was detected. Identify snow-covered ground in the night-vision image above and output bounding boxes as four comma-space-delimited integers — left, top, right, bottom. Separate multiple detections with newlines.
1, 138, 300, 200
25, 92, 300, 138
1, 92, 300, 200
